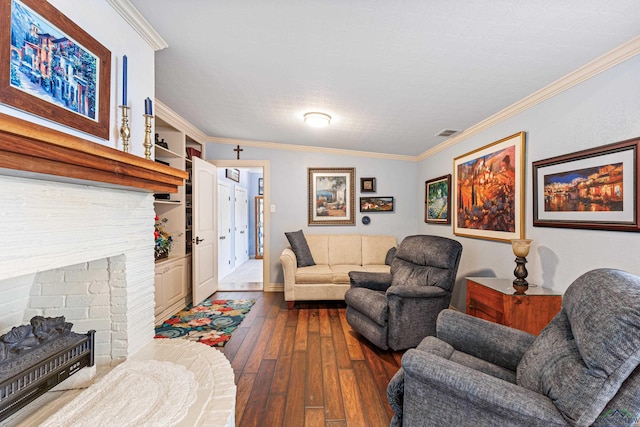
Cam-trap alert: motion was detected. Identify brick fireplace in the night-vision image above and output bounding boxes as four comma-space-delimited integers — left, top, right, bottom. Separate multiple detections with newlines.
0, 112, 188, 366
0, 175, 156, 366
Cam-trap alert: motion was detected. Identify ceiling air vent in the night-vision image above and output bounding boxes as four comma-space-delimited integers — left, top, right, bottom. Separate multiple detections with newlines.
435, 129, 460, 137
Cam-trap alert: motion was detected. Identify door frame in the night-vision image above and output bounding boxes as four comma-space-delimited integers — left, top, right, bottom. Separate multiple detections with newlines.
211, 159, 271, 290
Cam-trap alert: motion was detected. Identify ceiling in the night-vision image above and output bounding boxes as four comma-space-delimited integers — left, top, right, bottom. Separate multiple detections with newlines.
130, 1, 640, 157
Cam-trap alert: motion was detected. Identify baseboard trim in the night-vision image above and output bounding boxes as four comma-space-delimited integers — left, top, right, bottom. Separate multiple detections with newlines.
264, 283, 283, 293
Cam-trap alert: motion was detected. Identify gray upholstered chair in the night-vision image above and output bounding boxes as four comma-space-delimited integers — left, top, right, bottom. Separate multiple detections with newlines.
344, 235, 463, 351
387, 268, 640, 427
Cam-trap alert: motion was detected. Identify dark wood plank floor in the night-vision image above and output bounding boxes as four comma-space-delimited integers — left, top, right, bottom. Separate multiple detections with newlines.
215, 290, 405, 427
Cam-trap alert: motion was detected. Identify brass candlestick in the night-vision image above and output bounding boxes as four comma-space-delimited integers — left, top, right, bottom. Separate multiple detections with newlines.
119, 105, 131, 153
143, 114, 154, 159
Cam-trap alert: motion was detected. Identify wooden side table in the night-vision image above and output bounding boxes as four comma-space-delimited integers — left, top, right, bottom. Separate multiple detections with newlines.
466, 277, 562, 335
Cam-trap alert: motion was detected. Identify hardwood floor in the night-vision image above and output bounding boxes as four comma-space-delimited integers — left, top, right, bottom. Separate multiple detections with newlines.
215, 290, 405, 427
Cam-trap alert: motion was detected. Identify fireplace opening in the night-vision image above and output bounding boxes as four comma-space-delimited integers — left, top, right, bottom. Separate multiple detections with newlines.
0, 316, 95, 422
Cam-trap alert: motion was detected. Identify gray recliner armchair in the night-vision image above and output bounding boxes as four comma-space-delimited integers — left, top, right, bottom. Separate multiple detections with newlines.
344, 235, 463, 351
387, 268, 640, 427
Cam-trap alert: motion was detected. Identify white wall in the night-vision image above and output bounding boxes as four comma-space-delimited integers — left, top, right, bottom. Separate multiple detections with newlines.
0, 0, 155, 156
206, 145, 419, 284
418, 55, 640, 310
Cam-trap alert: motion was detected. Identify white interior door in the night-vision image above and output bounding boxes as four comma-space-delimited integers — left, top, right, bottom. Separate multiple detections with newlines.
192, 157, 217, 305
234, 186, 249, 266
217, 182, 232, 280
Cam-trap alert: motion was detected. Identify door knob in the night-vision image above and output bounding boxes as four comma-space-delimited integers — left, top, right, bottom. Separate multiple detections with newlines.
195, 236, 205, 244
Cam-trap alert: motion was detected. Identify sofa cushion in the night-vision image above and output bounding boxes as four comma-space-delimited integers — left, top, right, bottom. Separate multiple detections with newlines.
306, 234, 329, 265
362, 235, 397, 266
331, 265, 365, 284
295, 265, 333, 284
285, 230, 315, 267
517, 269, 640, 426
328, 235, 362, 266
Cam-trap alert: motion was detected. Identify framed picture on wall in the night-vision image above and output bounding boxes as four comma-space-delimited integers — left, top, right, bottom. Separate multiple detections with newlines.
258, 177, 264, 195
308, 167, 355, 225
453, 132, 526, 242
533, 137, 640, 232
425, 174, 451, 224
360, 196, 394, 212
360, 177, 376, 192
225, 168, 239, 182
0, 0, 111, 139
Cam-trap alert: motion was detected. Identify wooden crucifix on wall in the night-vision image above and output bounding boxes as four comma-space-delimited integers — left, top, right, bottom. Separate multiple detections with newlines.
233, 145, 243, 159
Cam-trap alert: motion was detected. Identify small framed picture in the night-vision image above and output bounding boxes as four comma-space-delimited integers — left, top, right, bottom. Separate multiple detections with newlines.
360, 177, 376, 193
258, 177, 264, 195
225, 168, 240, 182
425, 174, 451, 224
360, 196, 394, 212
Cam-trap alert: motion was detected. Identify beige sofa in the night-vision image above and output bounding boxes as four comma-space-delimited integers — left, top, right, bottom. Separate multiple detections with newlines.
280, 234, 397, 309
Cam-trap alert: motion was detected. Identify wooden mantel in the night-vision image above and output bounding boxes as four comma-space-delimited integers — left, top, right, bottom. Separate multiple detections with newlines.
0, 112, 188, 193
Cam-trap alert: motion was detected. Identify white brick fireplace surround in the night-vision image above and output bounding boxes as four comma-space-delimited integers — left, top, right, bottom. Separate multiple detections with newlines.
0, 174, 156, 365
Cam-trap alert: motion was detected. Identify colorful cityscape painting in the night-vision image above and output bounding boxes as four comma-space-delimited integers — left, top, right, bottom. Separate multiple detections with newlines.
542, 163, 623, 212
9, 0, 99, 120
456, 145, 516, 232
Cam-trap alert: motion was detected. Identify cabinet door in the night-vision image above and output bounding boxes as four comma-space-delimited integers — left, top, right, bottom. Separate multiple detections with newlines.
164, 259, 185, 308
466, 281, 504, 324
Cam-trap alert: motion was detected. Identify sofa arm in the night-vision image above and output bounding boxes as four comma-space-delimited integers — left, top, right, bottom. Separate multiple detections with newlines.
396, 349, 568, 427
280, 248, 297, 300
348, 271, 392, 291
435, 309, 536, 372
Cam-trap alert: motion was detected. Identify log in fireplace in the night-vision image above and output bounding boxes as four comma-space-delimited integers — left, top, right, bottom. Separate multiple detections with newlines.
0, 316, 95, 422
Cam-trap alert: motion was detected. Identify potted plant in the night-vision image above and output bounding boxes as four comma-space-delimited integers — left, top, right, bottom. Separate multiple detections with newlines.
154, 214, 173, 260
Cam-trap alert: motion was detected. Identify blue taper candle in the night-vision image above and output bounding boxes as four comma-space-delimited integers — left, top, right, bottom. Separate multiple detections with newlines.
122, 55, 127, 106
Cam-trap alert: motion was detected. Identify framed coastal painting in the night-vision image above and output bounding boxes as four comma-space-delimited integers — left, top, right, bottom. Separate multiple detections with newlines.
308, 167, 355, 225
0, 0, 111, 139
425, 174, 451, 224
533, 137, 640, 232
453, 132, 526, 241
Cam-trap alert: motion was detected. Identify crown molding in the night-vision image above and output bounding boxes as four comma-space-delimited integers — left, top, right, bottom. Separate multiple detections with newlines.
154, 99, 208, 143
206, 135, 416, 162
107, 0, 168, 51
418, 34, 640, 161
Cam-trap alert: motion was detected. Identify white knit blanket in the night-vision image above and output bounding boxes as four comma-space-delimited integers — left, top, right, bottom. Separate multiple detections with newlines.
40, 359, 197, 427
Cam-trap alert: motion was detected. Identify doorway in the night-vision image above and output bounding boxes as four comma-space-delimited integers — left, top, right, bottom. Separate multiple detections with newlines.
213, 160, 269, 292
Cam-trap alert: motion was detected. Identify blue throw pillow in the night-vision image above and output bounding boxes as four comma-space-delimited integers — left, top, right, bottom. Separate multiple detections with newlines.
285, 230, 316, 267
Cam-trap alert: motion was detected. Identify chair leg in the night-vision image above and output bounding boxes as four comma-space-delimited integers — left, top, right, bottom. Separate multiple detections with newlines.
287, 301, 295, 310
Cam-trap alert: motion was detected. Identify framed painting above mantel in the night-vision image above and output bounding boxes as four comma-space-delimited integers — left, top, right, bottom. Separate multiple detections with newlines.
0, 0, 111, 139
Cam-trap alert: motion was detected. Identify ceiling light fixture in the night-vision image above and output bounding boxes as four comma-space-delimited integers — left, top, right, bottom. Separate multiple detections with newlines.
304, 112, 331, 127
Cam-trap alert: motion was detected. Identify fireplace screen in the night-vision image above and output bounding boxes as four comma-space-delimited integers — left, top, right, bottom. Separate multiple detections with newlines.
0, 316, 95, 421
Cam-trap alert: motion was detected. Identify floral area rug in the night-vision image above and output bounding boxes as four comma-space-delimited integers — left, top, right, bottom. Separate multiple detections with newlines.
154, 299, 255, 347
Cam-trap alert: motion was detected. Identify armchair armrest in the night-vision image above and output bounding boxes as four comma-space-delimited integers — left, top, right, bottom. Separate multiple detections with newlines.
397, 349, 568, 426
348, 271, 392, 292
435, 309, 536, 371
386, 284, 448, 299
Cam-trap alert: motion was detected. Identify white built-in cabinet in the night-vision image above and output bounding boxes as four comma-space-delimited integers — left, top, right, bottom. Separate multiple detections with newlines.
153, 112, 204, 324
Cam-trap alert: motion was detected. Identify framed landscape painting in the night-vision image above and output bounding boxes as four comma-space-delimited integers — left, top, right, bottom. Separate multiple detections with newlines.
360, 196, 394, 212
308, 167, 355, 225
425, 174, 451, 224
453, 132, 526, 241
0, 0, 111, 139
533, 137, 640, 232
